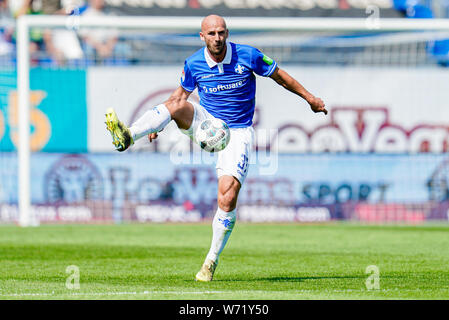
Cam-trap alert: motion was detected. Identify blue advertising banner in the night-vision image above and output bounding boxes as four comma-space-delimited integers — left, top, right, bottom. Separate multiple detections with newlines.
0, 152, 448, 224
0, 68, 87, 152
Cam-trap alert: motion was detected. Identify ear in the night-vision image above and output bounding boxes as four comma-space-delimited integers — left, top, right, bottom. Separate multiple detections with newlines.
199, 31, 205, 41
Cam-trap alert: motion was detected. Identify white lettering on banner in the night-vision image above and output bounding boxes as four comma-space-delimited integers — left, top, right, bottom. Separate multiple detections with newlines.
238, 205, 332, 222
135, 205, 201, 222
0, 205, 93, 222
296, 207, 331, 222
33, 206, 57, 221
0, 205, 19, 221
270, 107, 449, 153
58, 206, 92, 221
239, 205, 296, 222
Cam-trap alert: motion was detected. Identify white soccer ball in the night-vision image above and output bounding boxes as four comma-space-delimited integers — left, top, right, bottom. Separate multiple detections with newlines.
195, 118, 230, 152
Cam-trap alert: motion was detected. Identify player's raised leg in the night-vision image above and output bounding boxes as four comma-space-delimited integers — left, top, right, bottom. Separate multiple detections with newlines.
105, 87, 194, 151
196, 175, 240, 282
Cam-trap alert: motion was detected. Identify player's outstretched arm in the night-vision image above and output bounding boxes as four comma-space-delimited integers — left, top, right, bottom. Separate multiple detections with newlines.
270, 67, 327, 115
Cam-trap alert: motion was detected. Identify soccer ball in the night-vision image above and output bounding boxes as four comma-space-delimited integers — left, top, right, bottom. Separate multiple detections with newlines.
195, 118, 230, 152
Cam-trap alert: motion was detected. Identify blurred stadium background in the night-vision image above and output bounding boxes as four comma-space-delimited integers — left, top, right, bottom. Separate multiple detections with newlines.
2, 0, 449, 226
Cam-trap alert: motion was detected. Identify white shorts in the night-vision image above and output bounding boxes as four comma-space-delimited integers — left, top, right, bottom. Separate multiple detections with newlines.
180, 101, 254, 185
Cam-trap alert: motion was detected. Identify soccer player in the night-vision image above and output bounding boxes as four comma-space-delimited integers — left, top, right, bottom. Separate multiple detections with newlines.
105, 15, 327, 282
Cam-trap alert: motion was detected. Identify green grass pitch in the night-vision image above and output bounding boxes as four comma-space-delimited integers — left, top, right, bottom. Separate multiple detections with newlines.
1, 223, 449, 300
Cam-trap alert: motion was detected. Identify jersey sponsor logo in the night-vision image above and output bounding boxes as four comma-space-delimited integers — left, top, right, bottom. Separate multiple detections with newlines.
235, 64, 245, 74
262, 55, 274, 65
202, 80, 245, 93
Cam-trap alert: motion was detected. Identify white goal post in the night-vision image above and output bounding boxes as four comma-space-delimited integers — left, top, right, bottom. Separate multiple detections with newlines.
16, 14, 449, 226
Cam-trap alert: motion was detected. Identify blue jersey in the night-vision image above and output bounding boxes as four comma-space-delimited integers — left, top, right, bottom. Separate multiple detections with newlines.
180, 42, 277, 128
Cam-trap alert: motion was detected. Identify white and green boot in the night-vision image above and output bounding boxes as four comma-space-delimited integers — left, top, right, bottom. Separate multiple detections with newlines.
105, 108, 134, 152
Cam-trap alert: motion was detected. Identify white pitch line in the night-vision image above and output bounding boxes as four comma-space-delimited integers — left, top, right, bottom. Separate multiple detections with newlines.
1, 288, 447, 298
0, 290, 227, 297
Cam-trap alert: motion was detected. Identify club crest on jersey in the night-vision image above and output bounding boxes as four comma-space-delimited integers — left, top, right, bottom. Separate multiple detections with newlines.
235, 64, 245, 74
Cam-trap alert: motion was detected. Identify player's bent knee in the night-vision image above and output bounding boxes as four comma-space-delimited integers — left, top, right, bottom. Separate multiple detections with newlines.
165, 97, 189, 116
164, 98, 182, 116
218, 199, 236, 212
164, 98, 194, 130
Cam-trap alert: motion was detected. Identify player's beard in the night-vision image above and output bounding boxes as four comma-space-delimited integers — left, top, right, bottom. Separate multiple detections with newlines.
208, 40, 226, 56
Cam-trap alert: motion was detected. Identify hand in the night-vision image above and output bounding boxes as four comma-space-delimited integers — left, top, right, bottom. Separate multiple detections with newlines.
148, 132, 158, 142
307, 96, 327, 115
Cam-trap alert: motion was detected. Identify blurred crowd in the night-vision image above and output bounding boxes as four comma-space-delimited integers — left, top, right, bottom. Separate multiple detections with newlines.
0, 0, 122, 66
0, 0, 448, 67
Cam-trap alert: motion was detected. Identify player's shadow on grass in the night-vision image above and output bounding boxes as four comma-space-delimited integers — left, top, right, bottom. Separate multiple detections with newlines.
213, 275, 365, 282
260, 275, 365, 282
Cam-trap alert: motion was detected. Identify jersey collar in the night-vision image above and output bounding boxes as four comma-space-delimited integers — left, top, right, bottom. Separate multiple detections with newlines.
204, 42, 232, 69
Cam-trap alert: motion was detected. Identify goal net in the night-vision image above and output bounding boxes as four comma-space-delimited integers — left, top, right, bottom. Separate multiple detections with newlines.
2, 15, 449, 225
